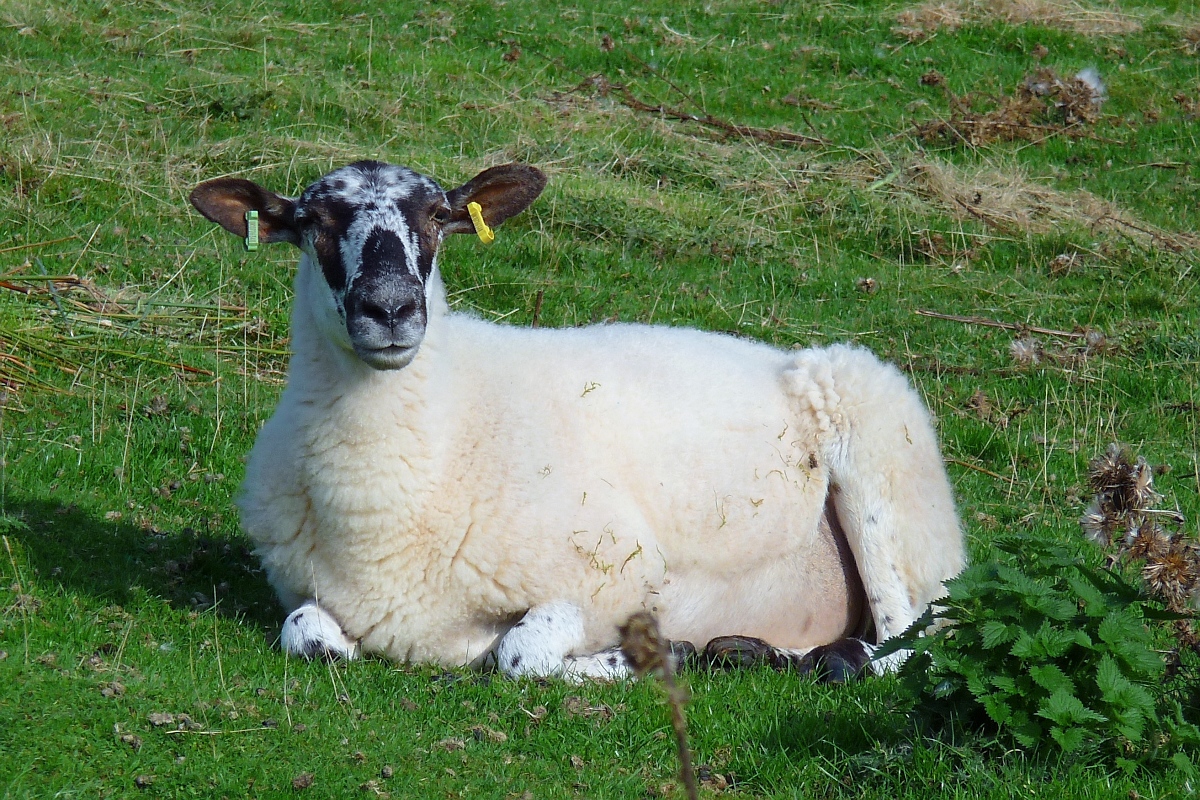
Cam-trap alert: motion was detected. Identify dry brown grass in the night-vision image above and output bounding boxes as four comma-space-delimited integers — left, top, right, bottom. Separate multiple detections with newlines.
894, 0, 1143, 41
838, 156, 1200, 252
1184, 24, 1200, 54
915, 68, 1107, 146
0, 267, 288, 412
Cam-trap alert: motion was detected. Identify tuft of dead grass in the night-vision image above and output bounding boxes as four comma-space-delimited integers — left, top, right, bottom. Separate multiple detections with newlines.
1184, 25, 1200, 54
915, 68, 1106, 146
894, 0, 1143, 42
0, 266, 288, 409
841, 156, 1200, 252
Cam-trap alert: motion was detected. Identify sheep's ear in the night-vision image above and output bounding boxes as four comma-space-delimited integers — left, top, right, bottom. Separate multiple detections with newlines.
189, 178, 300, 245
443, 164, 546, 235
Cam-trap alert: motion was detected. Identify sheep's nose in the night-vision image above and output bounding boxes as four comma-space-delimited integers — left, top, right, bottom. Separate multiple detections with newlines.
359, 296, 420, 327
347, 280, 425, 328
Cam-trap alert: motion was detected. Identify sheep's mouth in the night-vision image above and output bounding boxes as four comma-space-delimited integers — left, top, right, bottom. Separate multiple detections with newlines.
355, 343, 419, 370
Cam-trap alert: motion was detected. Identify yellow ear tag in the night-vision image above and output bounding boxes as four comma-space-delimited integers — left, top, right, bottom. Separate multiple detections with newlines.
467, 201, 494, 244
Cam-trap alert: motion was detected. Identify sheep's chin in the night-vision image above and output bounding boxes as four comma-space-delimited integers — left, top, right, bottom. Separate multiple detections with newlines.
355, 344, 419, 371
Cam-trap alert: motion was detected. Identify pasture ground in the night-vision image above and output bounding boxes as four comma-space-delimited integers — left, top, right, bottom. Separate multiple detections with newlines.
1, 0, 1198, 796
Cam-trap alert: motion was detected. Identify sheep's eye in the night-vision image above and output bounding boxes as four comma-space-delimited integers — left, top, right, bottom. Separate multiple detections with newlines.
430, 206, 452, 224
297, 208, 336, 230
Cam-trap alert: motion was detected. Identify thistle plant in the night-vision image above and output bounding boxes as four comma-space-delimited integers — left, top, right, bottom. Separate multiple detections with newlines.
1082, 444, 1200, 656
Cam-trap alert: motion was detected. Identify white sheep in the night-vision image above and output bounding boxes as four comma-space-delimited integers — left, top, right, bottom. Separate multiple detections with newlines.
189, 161, 965, 680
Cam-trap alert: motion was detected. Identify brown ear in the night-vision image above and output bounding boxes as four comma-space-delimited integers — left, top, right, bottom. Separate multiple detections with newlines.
443, 164, 547, 235
189, 178, 300, 245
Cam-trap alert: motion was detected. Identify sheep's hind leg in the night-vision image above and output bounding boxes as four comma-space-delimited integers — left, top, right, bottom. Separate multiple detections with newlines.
792, 346, 965, 675
280, 601, 359, 660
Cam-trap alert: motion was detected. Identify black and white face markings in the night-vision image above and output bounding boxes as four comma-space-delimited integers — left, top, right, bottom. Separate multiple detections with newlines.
294, 161, 450, 370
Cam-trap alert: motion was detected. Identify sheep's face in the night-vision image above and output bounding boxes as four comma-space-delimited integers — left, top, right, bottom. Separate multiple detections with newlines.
189, 161, 547, 371
294, 162, 445, 370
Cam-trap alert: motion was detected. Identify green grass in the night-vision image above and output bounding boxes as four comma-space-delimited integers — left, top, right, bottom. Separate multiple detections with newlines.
2, 0, 1199, 796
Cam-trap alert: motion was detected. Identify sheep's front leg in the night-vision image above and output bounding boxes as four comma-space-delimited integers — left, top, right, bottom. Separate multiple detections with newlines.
281, 601, 359, 660
497, 602, 630, 681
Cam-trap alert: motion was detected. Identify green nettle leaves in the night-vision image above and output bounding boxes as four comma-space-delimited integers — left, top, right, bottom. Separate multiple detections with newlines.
881, 535, 1172, 755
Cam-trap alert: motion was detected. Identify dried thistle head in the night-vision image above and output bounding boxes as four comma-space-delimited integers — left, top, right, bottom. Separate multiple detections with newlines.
1142, 540, 1200, 611
855, 277, 879, 294
1048, 252, 1077, 274
1128, 457, 1157, 510
1080, 496, 1117, 547
1126, 517, 1170, 562
1186, 25, 1200, 55
618, 611, 668, 678
965, 388, 995, 420
1085, 444, 1158, 514
1087, 443, 1132, 498
1009, 336, 1044, 366
1083, 328, 1108, 356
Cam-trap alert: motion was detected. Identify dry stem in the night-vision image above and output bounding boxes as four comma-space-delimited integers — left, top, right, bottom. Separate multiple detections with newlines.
618, 612, 698, 800
566, 74, 825, 148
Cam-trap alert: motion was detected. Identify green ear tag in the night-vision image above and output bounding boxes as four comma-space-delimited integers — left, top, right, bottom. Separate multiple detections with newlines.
244, 210, 260, 252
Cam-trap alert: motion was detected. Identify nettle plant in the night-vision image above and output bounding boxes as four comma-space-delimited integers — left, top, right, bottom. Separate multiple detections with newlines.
882, 445, 1200, 758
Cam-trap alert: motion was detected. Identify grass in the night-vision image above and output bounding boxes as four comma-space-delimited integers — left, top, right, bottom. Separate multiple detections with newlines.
1, 0, 1199, 796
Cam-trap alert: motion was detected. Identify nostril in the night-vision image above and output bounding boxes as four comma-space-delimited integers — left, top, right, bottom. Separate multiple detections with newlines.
396, 299, 419, 321
357, 296, 421, 327
360, 299, 393, 325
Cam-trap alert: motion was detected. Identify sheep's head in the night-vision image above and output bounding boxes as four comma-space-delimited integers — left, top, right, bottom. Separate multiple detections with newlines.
189, 161, 546, 370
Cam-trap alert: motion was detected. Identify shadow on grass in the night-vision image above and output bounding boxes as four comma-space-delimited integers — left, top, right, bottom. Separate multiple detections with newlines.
750, 700, 943, 793
2, 493, 280, 631
763, 702, 914, 758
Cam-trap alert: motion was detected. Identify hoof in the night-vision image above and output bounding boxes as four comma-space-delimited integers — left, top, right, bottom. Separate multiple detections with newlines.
703, 635, 777, 670
668, 640, 699, 672
796, 639, 871, 683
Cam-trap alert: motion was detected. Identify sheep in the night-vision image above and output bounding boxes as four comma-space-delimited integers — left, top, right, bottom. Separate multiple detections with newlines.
188, 160, 965, 681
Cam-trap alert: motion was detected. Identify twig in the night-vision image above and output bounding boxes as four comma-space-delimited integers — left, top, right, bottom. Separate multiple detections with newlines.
615, 88, 825, 147
569, 74, 825, 148
619, 612, 698, 800
531, 290, 544, 329
527, 38, 824, 148
69, 224, 102, 275
945, 457, 1007, 481
3, 535, 30, 665
0, 274, 83, 281
36, 259, 72, 335
914, 309, 1086, 340
952, 195, 998, 226
0, 236, 78, 256
24, 335, 214, 375
163, 726, 274, 736
1103, 217, 1187, 253
898, 355, 995, 376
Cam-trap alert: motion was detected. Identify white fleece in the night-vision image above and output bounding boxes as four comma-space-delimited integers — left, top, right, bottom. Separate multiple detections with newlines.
240, 253, 965, 670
